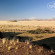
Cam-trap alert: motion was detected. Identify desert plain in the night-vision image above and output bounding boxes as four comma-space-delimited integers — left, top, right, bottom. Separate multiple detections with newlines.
0, 20, 55, 55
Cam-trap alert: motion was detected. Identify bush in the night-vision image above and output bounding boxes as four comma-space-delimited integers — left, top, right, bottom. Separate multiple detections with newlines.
35, 36, 43, 38
27, 30, 35, 34
27, 28, 42, 34
43, 28, 54, 33
9, 20, 17, 22
35, 28, 42, 34
27, 27, 55, 34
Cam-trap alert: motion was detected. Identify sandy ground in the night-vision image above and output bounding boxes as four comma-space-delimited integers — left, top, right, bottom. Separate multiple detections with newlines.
0, 21, 55, 55
0, 20, 55, 30
0, 21, 55, 27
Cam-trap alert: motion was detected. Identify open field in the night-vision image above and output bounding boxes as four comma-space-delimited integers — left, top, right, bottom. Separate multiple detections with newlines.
0, 21, 55, 55
0, 21, 55, 31
0, 21, 55, 27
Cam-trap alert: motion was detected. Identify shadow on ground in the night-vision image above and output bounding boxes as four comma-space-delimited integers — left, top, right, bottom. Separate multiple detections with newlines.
0, 32, 55, 50
32, 37, 55, 50
0, 32, 33, 42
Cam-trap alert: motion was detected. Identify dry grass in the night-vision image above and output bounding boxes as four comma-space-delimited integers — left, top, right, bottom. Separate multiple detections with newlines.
0, 21, 55, 31
0, 39, 52, 55
0, 21, 55, 55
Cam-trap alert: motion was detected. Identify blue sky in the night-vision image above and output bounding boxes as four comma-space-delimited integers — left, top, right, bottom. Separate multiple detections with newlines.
0, 0, 55, 20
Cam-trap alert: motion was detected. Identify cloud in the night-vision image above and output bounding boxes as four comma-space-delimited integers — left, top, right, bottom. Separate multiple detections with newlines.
49, 2, 55, 8
28, 17, 37, 20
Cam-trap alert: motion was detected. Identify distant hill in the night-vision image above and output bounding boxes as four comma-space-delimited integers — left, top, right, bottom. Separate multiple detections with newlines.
8, 18, 55, 21
38, 18, 55, 21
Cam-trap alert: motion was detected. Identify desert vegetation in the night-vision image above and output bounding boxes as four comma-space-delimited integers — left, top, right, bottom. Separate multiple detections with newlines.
0, 38, 53, 55
9, 20, 17, 22
0, 21, 55, 55
27, 27, 55, 34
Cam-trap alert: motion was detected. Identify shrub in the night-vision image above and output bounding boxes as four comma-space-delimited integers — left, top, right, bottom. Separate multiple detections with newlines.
27, 28, 43, 34
25, 40, 30, 44
8, 46, 12, 51
27, 27, 55, 34
35, 36, 43, 38
35, 28, 42, 34
43, 28, 54, 33
29, 45, 32, 49
9, 20, 17, 22
27, 30, 35, 34
2, 38, 7, 44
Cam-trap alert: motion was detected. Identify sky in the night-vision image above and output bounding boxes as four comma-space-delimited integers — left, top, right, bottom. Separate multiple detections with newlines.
0, 0, 55, 20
